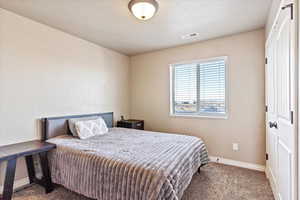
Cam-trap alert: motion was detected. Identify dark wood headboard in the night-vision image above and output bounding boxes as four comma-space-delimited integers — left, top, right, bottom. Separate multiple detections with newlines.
41, 112, 113, 141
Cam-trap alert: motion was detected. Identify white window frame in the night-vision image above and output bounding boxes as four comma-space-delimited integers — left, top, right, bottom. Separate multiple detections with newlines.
169, 56, 229, 119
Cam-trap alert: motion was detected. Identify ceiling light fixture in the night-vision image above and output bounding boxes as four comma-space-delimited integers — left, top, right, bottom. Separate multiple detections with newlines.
128, 0, 159, 21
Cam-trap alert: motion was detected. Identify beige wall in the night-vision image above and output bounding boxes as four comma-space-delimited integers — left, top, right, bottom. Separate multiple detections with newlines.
130, 29, 266, 165
0, 9, 130, 186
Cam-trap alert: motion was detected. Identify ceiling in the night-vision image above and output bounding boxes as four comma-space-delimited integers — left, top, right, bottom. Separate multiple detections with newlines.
0, 0, 272, 56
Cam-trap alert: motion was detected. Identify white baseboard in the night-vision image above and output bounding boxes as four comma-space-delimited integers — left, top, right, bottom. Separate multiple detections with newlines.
209, 156, 266, 172
0, 177, 30, 195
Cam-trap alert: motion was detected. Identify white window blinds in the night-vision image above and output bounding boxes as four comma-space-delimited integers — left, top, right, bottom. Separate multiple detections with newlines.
171, 57, 227, 117
174, 64, 198, 113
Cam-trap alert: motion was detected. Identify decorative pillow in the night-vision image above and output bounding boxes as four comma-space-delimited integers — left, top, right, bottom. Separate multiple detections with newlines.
75, 117, 108, 139
68, 116, 98, 137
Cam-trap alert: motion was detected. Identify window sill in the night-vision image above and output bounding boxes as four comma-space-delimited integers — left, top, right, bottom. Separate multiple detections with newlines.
169, 113, 228, 119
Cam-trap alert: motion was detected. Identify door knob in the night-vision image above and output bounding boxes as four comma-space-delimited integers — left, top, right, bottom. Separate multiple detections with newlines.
269, 121, 278, 129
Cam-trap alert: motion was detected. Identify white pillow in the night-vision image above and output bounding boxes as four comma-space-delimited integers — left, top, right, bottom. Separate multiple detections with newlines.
75, 117, 108, 139
68, 116, 98, 137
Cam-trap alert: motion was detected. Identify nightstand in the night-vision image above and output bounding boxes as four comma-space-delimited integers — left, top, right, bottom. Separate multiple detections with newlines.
0, 140, 56, 200
117, 119, 144, 130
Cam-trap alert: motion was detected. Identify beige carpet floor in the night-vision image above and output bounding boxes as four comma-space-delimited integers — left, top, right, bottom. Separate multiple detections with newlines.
13, 163, 274, 200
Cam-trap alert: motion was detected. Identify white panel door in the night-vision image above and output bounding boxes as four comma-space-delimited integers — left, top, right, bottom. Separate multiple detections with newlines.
266, 2, 296, 200
275, 5, 294, 200
266, 35, 278, 187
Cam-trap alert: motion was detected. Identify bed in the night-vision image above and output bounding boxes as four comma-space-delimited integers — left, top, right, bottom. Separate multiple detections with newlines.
42, 112, 209, 200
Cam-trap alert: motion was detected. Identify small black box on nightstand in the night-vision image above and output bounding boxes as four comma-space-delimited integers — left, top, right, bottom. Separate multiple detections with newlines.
117, 119, 144, 130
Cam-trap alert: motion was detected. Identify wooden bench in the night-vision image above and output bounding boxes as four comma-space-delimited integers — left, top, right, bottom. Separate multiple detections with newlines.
0, 140, 56, 200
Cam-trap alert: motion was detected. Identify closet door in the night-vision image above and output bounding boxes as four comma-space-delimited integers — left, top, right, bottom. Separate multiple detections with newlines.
275, 4, 295, 200
266, 2, 296, 200
266, 34, 278, 190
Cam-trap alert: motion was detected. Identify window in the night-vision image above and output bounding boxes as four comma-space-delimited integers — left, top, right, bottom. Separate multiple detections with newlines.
170, 57, 228, 118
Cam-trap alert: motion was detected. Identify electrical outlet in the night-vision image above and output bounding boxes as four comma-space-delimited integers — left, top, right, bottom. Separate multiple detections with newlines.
233, 143, 239, 151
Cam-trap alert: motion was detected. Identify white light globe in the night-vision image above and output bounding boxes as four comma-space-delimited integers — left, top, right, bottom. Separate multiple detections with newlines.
129, 0, 158, 20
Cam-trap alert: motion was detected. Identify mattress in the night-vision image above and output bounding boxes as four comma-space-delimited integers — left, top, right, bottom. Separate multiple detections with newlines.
47, 128, 209, 200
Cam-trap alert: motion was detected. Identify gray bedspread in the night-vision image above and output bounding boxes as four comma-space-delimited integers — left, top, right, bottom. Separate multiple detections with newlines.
47, 128, 209, 200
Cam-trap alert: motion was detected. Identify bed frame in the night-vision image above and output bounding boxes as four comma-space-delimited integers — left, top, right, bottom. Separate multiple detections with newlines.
41, 112, 114, 141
